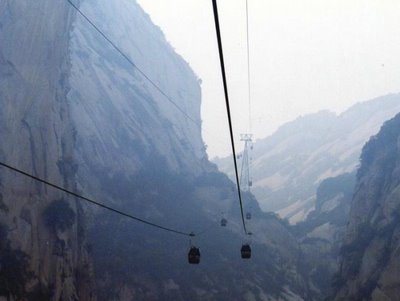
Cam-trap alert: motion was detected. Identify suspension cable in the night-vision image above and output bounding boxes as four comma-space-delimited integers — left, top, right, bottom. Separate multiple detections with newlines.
66, 0, 228, 150
0, 161, 194, 237
66, 0, 199, 126
212, 0, 248, 235
0, 2, 254, 240
245, 0, 252, 133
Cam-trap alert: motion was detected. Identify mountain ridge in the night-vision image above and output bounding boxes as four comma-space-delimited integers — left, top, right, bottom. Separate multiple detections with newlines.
0, 1, 309, 300
214, 94, 400, 224
333, 112, 400, 300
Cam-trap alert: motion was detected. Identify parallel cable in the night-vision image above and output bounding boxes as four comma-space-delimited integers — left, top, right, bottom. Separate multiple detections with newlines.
211, 0, 247, 234
66, 0, 201, 132
66, 0, 233, 153
0, 2, 253, 241
0, 161, 193, 237
245, 0, 252, 133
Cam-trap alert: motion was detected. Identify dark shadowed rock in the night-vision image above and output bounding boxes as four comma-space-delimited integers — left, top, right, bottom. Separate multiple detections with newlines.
333, 113, 400, 300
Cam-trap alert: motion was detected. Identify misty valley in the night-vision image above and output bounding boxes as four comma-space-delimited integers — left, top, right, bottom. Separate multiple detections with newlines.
1, 1, 400, 301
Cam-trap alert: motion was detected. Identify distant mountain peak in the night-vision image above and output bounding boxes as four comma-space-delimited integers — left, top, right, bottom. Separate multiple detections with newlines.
215, 93, 400, 224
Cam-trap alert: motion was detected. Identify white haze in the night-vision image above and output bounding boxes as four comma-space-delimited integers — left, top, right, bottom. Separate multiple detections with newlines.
137, 0, 400, 158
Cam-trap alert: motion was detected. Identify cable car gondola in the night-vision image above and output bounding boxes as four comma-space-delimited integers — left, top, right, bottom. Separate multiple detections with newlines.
241, 244, 251, 259
188, 246, 200, 264
220, 218, 227, 227
246, 212, 251, 220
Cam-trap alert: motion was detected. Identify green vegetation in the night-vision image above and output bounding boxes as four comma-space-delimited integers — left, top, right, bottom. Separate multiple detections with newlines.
43, 199, 76, 232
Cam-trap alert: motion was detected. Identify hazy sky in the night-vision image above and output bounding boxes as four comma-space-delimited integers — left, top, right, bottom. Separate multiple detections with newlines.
137, 0, 400, 158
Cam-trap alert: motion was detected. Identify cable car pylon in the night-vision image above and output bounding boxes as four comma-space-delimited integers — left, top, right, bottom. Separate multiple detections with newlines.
240, 134, 253, 222
239, 134, 254, 259
241, 0, 254, 202
239, 133, 253, 194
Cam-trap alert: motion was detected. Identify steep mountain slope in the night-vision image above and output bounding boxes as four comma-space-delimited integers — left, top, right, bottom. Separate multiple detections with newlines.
294, 172, 355, 299
89, 171, 306, 301
0, 1, 95, 299
215, 95, 400, 223
333, 113, 400, 301
0, 1, 310, 300
69, 0, 208, 179
68, 2, 306, 299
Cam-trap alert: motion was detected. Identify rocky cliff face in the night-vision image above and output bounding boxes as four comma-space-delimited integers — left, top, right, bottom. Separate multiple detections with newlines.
0, 1, 310, 300
89, 172, 307, 301
333, 113, 400, 300
69, 0, 208, 180
214, 95, 400, 224
0, 0, 95, 300
294, 172, 355, 299
66, 2, 311, 299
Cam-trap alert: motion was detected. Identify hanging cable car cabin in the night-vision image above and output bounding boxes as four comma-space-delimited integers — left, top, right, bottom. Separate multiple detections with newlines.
241, 244, 251, 259
220, 218, 227, 227
246, 212, 251, 220
188, 246, 200, 264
